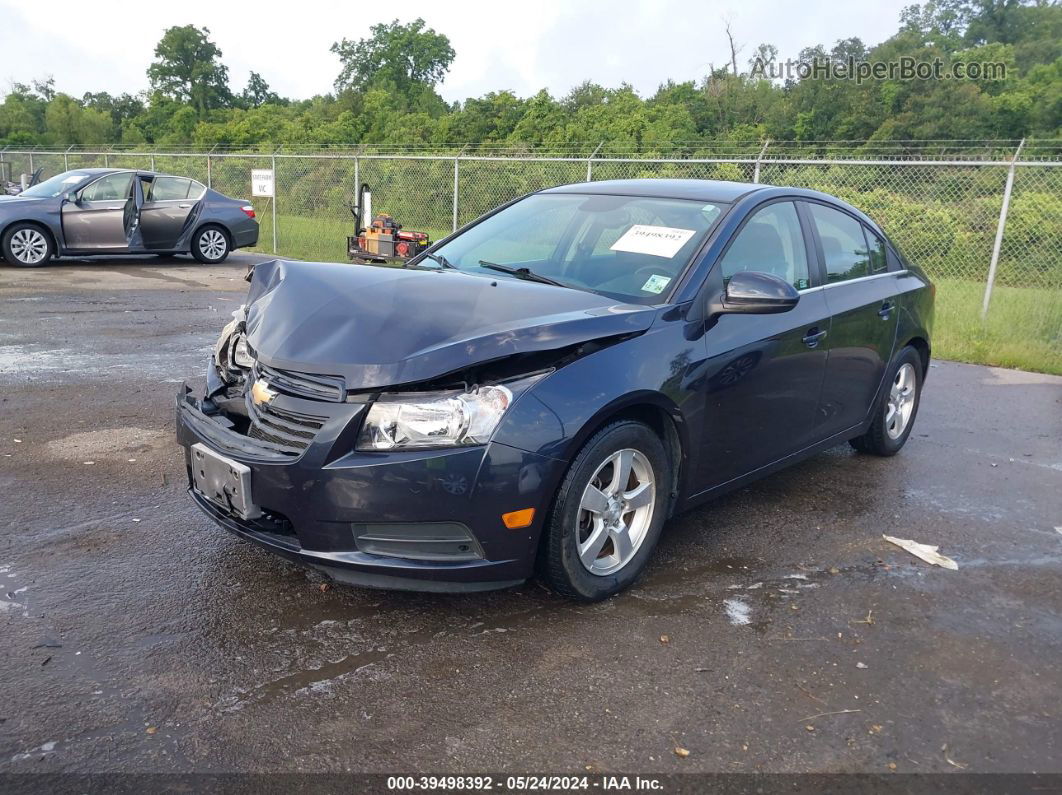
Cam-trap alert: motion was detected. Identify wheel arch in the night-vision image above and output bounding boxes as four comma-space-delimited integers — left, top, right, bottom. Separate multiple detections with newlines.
560, 392, 689, 519
902, 334, 931, 377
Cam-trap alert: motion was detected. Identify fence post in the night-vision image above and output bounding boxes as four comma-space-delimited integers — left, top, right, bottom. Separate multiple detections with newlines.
752, 139, 770, 183
981, 138, 1024, 320
0, 147, 5, 182
28, 150, 34, 175
452, 157, 460, 232
206, 147, 215, 188
271, 152, 278, 254
586, 141, 604, 182
150, 153, 156, 171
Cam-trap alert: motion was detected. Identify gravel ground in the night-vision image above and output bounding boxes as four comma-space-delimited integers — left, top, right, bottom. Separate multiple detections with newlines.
1, 254, 1060, 775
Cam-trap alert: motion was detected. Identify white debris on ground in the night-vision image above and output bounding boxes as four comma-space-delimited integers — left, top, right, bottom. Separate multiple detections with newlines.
723, 597, 752, 626
883, 534, 959, 570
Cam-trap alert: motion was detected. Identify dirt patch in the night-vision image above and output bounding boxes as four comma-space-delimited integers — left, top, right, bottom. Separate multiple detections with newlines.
44, 427, 170, 461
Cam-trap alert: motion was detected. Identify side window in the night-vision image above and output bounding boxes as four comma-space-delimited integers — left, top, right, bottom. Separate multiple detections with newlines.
864, 226, 888, 274
188, 181, 206, 200
80, 172, 133, 202
808, 203, 871, 283
719, 201, 810, 290
151, 177, 192, 201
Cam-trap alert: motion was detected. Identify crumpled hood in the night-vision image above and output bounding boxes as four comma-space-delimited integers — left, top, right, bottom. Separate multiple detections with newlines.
243, 259, 656, 390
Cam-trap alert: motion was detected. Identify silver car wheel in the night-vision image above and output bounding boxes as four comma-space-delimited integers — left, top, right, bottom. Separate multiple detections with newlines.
576, 448, 656, 576
885, 363, 917, 439
10, 228, 48, 264
199, 229, 227, 260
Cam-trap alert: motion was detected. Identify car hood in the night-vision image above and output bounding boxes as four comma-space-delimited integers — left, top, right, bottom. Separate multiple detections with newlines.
243, 259, 656, 390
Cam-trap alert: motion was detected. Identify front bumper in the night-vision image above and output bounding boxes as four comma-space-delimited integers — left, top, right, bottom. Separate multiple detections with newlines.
175, 384, 564, 592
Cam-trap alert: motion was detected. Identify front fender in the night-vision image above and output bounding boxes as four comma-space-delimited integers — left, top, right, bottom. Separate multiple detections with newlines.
492, 310, 704, 497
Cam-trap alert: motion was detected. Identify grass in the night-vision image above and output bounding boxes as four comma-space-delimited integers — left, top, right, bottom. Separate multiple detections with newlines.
251, 215, 1062, 376
934, 278, 1062, 375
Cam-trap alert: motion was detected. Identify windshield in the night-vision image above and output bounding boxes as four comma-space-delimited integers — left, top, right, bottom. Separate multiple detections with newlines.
428, 193, 726, 304
18, 171, 92, 198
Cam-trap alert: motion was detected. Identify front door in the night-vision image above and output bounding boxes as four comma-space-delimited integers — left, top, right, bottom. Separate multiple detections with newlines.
140, 176, 201, 250
696, 200, 831, 489
60, 171, 136, 250
803, 201, 899, 437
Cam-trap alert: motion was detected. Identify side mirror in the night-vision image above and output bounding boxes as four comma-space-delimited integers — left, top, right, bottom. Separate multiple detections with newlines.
62, 190, 78, 203
721, 271, 800, 314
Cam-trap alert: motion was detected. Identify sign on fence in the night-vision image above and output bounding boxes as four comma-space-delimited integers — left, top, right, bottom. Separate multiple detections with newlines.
251, 169, 274, 197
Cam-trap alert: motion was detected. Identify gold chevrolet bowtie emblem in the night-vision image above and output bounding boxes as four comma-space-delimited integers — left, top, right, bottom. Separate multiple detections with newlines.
250, 379, 277, 406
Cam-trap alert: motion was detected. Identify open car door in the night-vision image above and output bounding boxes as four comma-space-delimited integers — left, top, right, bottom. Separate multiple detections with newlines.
122, 173, 145, 250
138, 175, 205, 251
61, 171, 138, 251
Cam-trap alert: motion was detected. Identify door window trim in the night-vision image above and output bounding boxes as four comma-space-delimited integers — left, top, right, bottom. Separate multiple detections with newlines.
76, 171, 136, 203
710, 196, 822, 291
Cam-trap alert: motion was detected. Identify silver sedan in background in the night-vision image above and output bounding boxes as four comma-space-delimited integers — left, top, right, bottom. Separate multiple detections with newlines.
0, 168, 259, 266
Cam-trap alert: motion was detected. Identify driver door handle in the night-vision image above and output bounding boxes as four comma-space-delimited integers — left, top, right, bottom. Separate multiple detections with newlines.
879, 302, 894, 319
802, 327, 828, 348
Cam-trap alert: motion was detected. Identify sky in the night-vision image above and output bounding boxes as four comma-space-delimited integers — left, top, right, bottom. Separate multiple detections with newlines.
0, 0, 912, 103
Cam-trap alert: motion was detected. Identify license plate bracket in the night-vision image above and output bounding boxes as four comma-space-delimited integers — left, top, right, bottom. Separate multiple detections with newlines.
191, 443, 261, 520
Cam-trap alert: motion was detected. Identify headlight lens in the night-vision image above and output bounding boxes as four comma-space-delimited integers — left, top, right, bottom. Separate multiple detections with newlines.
357, 385, 513, 451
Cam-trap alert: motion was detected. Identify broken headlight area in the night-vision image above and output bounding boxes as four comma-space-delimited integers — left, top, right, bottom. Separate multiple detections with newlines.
212, 306, 254, 390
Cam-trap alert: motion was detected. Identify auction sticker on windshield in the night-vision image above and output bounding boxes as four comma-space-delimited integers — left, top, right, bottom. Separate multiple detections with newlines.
610, 224, 695, 258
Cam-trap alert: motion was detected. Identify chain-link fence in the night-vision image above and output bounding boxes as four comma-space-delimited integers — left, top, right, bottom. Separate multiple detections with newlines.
1, 146, 1059, 373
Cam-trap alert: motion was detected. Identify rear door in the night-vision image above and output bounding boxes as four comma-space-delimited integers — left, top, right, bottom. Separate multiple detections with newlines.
697, 199, 832, 487
140, 176, 203, 250
804, 201, 899, 437
61, 172, 136, 250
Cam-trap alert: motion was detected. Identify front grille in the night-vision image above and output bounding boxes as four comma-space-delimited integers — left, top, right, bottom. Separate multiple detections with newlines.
254, 362, 345, 403
245, 391, 327, 456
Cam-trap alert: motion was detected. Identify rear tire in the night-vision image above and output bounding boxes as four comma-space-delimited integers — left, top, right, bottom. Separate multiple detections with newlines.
850, 345, 923, 456
540, 421, 671, 601
191, 225, 230, 264
2, 223, 53, 267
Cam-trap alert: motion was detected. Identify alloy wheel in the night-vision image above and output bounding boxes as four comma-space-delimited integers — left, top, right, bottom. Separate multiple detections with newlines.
885, 362, 917, 439
199, 229, 227, 260
576, 448, 656, 576
10, 228, 48, 264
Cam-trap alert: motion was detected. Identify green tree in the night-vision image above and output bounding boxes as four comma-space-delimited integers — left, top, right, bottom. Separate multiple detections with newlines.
147, 25, 232, 117
240, 72, 282, 108
331, 18, 455, 95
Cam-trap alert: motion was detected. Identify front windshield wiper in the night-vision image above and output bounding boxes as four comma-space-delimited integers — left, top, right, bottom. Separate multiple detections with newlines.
419, 251, 457, 270
478, 260, 567, 288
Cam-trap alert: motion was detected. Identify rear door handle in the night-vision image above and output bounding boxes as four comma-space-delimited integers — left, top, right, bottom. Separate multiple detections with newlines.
179, 203, 192, 208
802, 328, 828, 348
878, 302, 893, 319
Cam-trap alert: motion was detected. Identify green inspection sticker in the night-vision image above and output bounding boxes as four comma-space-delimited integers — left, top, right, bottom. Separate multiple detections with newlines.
641, 274, 672, 294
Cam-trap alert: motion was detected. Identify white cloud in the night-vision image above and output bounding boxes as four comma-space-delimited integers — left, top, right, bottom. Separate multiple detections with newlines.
0, 0, 911, 102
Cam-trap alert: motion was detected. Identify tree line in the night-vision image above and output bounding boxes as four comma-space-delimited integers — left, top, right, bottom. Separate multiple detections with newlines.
0, 1, 1058, 152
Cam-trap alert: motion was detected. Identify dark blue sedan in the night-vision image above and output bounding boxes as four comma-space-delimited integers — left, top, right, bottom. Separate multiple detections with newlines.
176, 179, 933, 601
0, 168, 259, 266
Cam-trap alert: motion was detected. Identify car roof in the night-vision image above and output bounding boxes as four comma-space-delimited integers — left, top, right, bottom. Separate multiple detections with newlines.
542, 178, 766, 203
69, 168, 199, 181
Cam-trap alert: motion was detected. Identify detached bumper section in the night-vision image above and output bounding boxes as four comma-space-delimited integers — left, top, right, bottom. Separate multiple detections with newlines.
175, 378, 563, 592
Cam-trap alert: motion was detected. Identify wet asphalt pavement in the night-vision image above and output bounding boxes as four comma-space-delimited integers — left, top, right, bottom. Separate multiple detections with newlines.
1, 254, 1060, 776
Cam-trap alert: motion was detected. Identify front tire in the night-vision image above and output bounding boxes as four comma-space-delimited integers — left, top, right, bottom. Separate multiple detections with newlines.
191, 226, 230, 264
850, 346, 923, 456
540, 421, 671, 601
2, 223, 53, 267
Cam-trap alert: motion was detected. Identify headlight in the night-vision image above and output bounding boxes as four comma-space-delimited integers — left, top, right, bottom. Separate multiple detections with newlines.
357, 385, 513, 451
